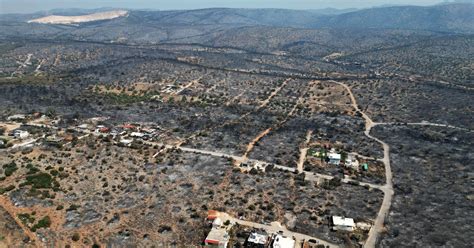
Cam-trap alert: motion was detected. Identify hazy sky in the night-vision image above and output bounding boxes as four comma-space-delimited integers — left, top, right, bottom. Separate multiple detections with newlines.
0, 0, 446, 14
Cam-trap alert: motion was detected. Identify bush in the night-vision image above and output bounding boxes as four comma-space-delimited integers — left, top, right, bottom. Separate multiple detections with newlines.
26, 164, 40, 174
66, 204, 80, 211
71, 233, 80, 241
0, 185, 15, 194
50, 170, 59, 177
25, 173, 54, 189
31, 216, 51, 232
3, 162, 18, 177
322, 177, 342, 190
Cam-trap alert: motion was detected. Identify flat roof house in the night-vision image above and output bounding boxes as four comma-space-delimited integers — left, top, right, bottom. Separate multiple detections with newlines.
7, 114, 26, 121
328, 152, 341, 165
130, 132, 145, 138
331, 216, 355, 231
14, 130, 29, 139
271, 234, 295, 248
345, 155, 359, 170
247, 232, 268, 248
119, 138, 133, 146
204, 226, 230, 248
77, 124, 89, 130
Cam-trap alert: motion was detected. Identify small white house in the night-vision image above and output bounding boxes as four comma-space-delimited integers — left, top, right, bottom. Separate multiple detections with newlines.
7, 114, 26, 122
271, 234, 295, 248
119, 138, 133, 146
77, 124, 89, 130
345, 155, 359, 170
14, 130, 29, 139
247, 232, 268, 247
204, 227, 230, 248
130, 132, 145, 138
328, 152, 341, 165
331, 216, 355, 231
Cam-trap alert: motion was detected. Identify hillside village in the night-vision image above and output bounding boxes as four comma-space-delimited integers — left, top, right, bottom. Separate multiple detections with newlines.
1, 107, 384, 247
0, 3, 473, 247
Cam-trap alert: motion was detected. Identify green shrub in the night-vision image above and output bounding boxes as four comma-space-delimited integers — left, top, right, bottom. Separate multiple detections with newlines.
71, 233, 80, 241
0, 185, 15, 194
3, 162, 18, 177
66, 204, 80, 211
25, 173, 54, 189
50, 170, 59, 177
26, 164, 40, 175
31, 216, 51, 232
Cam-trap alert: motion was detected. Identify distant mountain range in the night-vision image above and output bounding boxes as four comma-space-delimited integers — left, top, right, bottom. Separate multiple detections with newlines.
0, 3, 472, 39
312, 3, 474, 33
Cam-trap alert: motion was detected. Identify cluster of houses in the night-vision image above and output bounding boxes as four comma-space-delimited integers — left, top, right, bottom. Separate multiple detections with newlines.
7, 112, 59, 125
0, 113, 59, 149
310, 148, 369, 172
2, 112, 168, 150
77, 122, 162, 146
204, 210, 298, 248
4, 112, 59, 141
245, 232, 297, 248
204, 211, 367, 248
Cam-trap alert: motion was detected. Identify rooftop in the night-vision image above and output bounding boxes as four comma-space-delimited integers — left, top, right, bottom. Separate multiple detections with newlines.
205, 228, 230, 244
328, 152, 341, 160
208, 210, 219, 220
272, 234, 295, 248
332, 216, 355, 227
248, 232, 268, 245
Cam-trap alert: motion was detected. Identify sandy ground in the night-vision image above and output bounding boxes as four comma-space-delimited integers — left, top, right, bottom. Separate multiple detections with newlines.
28, 11, 128, 24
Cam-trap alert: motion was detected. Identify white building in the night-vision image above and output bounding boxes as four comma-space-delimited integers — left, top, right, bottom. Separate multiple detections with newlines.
212, 218, 223, 228
130, 132, 145, 138
328, 152, 341, 165
7, 114, 26, 122
119, 138, 133, 146
271, 234, 295, 248
77, 124, 89, 130
204, 228, 230, 248
14, 130, 29, 139
331, 216, 355, 231
345, 155, 359, 170
247, 232, 268, 247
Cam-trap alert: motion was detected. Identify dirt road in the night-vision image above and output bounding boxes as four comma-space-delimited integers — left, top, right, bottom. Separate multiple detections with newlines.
296, 130, 312, 173
330, 80, 393, 248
